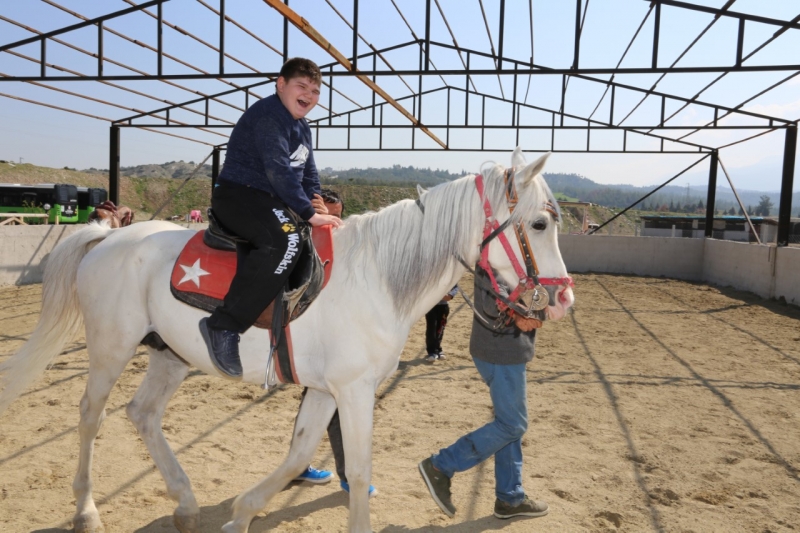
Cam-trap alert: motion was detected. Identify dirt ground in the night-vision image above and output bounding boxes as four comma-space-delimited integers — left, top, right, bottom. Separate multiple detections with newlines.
1, 273, 800, 533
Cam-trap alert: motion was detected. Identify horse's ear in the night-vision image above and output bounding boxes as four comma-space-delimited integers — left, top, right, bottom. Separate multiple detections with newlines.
416, 184, 427, 198
518, 152, 551, 185
511, 146, 527, 168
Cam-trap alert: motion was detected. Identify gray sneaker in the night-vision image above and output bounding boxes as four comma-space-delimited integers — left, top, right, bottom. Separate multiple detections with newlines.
418, 457, 456, 517
494, 497, 549, 519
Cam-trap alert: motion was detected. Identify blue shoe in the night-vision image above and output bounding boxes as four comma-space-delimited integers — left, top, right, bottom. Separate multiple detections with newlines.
199, 318, 242, 379
294, 466, 333, 484
340, 479, 378, 499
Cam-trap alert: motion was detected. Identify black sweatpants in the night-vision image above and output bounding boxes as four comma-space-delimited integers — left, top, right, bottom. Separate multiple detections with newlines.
207, 182, 304, 333
425, 303, 450, 355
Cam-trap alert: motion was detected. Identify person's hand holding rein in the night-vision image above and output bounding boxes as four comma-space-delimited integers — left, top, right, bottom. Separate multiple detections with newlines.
309, 212, 343, 228
311, 193, 329, 215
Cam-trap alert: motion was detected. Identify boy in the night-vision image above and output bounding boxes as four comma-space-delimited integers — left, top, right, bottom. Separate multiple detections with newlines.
200, 58, 342, 379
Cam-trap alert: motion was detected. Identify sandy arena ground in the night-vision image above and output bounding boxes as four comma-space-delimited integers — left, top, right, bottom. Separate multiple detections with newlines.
1, 273, 800, 532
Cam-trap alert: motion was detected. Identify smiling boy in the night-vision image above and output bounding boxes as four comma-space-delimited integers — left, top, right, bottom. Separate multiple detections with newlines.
200, 58, 342, 379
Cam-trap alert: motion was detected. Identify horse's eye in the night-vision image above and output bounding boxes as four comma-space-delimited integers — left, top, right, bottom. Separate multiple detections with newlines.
532, 220, 547, 231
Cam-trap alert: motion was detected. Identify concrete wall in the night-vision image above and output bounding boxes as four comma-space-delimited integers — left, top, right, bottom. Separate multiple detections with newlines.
772, 246, 800, 306
0, 225, 83, 286
558, 233, 798, 306
2, 226, 798, 307
559, 234, 705, 280
702, 239, 774, 298
0, 222, 206, 286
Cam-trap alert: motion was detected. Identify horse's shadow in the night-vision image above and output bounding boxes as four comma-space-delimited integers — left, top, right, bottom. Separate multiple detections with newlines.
126, 490, 349, 532
104, 489, 524, 533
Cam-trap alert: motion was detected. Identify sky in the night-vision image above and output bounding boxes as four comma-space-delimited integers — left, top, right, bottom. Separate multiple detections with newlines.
0, 0, 798, 198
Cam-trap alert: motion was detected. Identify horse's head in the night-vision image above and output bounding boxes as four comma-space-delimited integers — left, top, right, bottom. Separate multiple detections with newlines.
477, 147, 574, 323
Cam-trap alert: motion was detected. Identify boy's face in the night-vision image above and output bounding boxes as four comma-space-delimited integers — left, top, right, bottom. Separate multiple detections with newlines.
276, 75, 320, 120
324, 200, 343, 218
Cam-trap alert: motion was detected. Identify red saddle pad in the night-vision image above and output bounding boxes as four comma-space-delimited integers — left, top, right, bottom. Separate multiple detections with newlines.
170, 226, 334, 301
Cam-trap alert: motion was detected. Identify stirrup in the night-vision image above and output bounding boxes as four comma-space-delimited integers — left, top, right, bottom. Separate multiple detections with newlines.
262, 344, 279, 390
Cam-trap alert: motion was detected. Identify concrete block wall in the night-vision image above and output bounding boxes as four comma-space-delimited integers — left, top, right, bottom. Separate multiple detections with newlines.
0, 225, 83, 286
702, 239, 774, 299
1, 226, 798, 308
559, 234, 705, 281
771, 246, 800, 306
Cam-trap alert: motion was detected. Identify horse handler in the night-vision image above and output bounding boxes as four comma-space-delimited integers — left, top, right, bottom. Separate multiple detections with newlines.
418, 267, 549, 520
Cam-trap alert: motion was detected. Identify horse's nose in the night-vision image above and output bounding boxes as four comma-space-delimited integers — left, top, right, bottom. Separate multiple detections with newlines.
558, 286, 575, 308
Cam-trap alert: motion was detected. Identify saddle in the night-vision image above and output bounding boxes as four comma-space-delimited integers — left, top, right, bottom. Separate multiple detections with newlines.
170, 210, 333, 384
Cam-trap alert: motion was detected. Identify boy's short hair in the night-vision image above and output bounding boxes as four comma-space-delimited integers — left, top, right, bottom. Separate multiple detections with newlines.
320, 188, 344, 214
279, 58, 322, 86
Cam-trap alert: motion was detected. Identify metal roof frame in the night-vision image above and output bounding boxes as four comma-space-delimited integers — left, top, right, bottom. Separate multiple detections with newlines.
0, 0, 797, 244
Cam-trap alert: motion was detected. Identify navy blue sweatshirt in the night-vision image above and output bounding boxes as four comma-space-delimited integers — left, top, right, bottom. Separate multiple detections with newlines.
218, 93, 320, 220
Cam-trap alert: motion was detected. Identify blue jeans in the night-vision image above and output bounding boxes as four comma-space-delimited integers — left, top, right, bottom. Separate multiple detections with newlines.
431, 357, 528, 505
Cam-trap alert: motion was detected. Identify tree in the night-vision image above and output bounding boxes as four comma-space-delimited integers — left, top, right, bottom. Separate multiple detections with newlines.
755, 195, 774, 216
728, 207, 736, 215
697, 199, 704, 211
669, 200, 675, 212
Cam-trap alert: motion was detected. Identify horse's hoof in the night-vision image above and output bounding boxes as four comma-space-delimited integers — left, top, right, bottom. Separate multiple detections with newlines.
173, 510, 200, 533
73, 514, 105, 533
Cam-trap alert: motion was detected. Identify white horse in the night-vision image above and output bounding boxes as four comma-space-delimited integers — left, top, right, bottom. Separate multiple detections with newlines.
0, 148, 574, 533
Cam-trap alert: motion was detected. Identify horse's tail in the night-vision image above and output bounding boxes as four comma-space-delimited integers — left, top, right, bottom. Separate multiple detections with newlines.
0, 223, 114, 416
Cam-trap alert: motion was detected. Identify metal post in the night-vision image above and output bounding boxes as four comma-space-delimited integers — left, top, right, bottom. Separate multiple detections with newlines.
41, 39, 46, 78
109, 125, 120, 205
157, 2, 163, 76
352, 0, 359, 70
98, 22, 104, 76
219, 0, 225, 74
704, 151, 718, 238
424, 0, 431, 71
283, 0, 289, 64
652, 1, 661, 69
498, 0, 506, 70
572, 0, 581, 69
777, 124, 797, 246
736, 18, 745, 67
211, 147, 221, 189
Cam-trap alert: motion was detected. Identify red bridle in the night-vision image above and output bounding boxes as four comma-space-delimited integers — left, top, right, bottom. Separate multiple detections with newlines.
474, 169, 574, 318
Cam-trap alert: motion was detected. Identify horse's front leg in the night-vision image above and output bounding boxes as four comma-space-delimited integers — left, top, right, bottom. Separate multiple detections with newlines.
223, 387, 337, 533
338, 383, 376, 533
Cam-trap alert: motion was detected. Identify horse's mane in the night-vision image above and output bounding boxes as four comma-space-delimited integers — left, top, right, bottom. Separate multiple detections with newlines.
334, 162, 555, 318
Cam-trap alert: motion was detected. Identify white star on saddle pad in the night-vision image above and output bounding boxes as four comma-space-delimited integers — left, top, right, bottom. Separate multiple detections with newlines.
178, 259, 210, 288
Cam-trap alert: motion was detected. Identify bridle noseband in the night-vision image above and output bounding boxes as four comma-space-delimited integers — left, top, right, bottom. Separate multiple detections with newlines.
472, 167, 573, 322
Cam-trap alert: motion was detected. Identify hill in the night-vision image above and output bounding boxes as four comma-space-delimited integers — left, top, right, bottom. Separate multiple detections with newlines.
0, 162, 416, 220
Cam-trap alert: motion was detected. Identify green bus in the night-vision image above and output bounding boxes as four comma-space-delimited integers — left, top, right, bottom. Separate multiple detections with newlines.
0, 183, 108, 224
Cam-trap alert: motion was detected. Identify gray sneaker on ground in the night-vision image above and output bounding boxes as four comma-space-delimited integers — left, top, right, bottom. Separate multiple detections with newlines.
494, 497, 549, 519
418, 457, 456, 517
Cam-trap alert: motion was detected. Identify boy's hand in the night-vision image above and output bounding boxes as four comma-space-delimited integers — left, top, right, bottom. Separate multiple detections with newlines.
311, 194, 329, 215
309, 213, 344, 228
442, 295, 453, 302
513, 314, 542, 331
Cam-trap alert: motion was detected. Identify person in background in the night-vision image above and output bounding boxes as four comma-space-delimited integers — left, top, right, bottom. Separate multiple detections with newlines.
293, 190, 378, 498
418, 268, 549, 520
198, 57, 342, 380
425, 285, 458, 363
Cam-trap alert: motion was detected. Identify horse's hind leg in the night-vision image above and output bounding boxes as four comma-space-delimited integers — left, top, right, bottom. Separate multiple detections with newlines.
223, 388, 337, 533
72, 347, 136, 533
126, 346, 199, 533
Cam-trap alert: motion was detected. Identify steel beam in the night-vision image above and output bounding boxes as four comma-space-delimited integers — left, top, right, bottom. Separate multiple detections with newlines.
777, 124, 797, 246
109, 125, 120, 205
705, 151, 718, 238
262, 0, 446, 149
